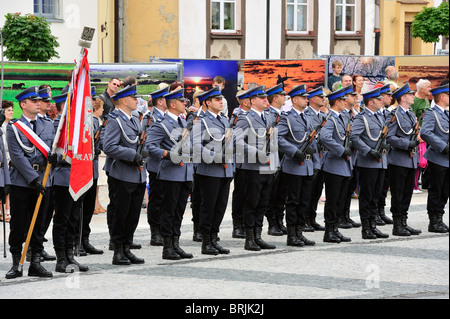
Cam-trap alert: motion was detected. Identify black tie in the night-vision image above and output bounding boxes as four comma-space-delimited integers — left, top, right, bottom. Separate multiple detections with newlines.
217, 115, 225, 127
178, 117, 184, 128
445, 110, 449, 119
300, 113, 307, 125
30, 120, 37, 133
261, 114, 267, 126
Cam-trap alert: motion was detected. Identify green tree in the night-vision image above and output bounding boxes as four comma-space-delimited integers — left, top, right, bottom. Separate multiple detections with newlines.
1, 12, 60, 62
411, 2, 449, 54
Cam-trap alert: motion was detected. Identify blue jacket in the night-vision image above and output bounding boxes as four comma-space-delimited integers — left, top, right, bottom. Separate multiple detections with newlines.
386, 106, 419, 169
193, 110, 233, 178
277, 110, 316, 176
420, 106, 449, 168
103, 110, 147, 184
234, 110, 279, 173
147, 113, 194, 182
351, 109, 388, 169
319, 111, 353, 177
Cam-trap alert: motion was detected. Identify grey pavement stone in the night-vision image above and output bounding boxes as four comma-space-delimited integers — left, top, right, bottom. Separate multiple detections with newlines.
0, 183, 448, 300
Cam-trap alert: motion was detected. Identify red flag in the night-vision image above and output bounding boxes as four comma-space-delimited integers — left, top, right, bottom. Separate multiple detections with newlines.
53, 49, 93, 201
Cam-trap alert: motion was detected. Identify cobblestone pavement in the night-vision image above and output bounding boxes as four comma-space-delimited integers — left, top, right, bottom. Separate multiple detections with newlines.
0, 184, 448, 301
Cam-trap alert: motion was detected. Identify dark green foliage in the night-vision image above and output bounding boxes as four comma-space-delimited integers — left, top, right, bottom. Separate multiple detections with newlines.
1, 13, 60, 62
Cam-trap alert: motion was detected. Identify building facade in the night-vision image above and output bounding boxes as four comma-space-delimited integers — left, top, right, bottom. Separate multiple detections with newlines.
1, 0, 447, 63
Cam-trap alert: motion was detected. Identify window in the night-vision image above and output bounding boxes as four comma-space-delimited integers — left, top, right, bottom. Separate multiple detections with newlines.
212, 0, 236, 32
287, 0, 309, 33
336, 0, 356, 33
33, 0, 60, 19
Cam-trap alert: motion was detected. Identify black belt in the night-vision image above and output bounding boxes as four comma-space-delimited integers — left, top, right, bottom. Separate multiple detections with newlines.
8, 162, 46, 172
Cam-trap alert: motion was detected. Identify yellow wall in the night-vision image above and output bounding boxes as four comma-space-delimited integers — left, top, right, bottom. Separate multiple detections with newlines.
123, 0, 179, 62
97, 0, 116, 63
380, 0, 434, 56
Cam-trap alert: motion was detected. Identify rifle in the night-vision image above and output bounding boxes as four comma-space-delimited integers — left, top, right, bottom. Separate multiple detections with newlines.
409, 120, 421, 158
136, 113, 152, 171
172, 113, 199, 167
374, 114, 396, 163
344, 122, 352, 162
297, 116, 328, 165
265, 114, 281, 165
222, 113, 239, 169
94, 117, 108, 145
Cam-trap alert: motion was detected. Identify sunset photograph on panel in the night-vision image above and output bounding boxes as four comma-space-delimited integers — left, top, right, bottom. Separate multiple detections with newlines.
243, 59, 326, 92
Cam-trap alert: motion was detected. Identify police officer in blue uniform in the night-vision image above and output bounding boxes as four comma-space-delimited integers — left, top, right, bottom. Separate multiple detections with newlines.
234, 86, 277, 251
144, 86, 169, 246
193, 87, 233, 255
36, 87, 57, 262
351, 88, 390, 239
304, 86, 327, 231
420, 84, 449, 233
377, 84, 395, 225
147, 88, 194, 260
340, 85, 361, 229
190, 90, 208, 242
387, 83, 422, 236
103, 85, 148, 265
78, 87, 104, 255
277, 84, 317, 247
319, 88, 352, 243
5, 87, 53, 279
231, 90, 251, 239
264, 83, 288, 236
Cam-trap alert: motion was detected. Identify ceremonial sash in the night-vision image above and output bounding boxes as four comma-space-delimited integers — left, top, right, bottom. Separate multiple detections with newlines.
12, 120, 50, 158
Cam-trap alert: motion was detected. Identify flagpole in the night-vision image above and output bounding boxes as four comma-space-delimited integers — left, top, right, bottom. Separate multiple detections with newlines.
19, 26, 96, 271
19, 163, 52, 268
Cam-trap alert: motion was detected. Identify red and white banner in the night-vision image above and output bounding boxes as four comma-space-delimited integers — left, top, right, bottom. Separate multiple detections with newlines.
53, 48, 93, 201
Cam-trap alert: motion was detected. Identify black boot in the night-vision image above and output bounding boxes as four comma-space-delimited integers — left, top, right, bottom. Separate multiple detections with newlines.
232, 219, 246, 238
276, 216, 288, 234
55, 249, 74, 273
74, 244, 87, 256
323, 223, 341, 243
173, 236, 193, 259
82, 238, 104, 255
211, 233, 230, 254
28, 251, 53, 278
401, 215, 421, 235
361, 219, 377, 239
244, 228, 261, 251
392, 216, 411, 236
337, 214, 353, 229
150, 225, 164, 246
286, 225, 304, 247
162, 237, 181, 260
5, 253, 23, 279
66, 248, 89, 272
124, 244, 145, 264
296, 225, 316, 246
333, 224, 351, 242
41, 249, 56, 261
201, 233, 219, 255
112, 243, 131, 265
310, 213, 325, 231
374, 211, 386, 226
192, 223, 202, 242
428, 215, 448, 233
267, 215, 283, 236
254, 227, 276, 249
370, 219, 389, 238
438, 213, 449, 232
378, 207, 393, 224
346, 210, 361, 228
